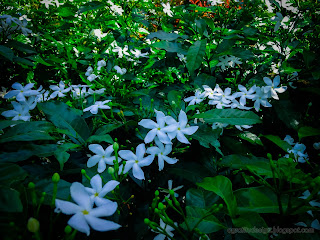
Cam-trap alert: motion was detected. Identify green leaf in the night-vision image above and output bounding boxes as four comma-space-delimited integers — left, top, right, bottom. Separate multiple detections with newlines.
238, 132, 263, 146
168, 90, 183, 109
231, 48, 254, 60
298, 126, 320, 141
58, 7, 75, 17
194, 109, 261, 125
54, 150, 70, 171
152, 41, 187, 54
0, 45, 14, 61
6, 40, 37, 54
0, 121, 54, 143
215, 39, 235, 54
191, 125, 222, 155
0, 144, 57, 163
303, 50, 316, 68
182, 206, 225, 233
147, 31, 183, 41
79, 1, 104, 13
186, 39, 207, 75
0, 120, 24, 131
220, 154, 272, 177
86, 134, 113, 144
193, 73, 216, 89
262, 135, 292, 152
13, 56, 35, 66
94, 123, 123, 135
273, 100, 300, 130
235, 186, 282, 214
0, 188, 23, 212
232, 212, 268, 240
168, 162, 212, 183
36, 179, 71, 205
0, 163, 27, 185
197, 176, 237, 218
186, 188, 220, 209
38, 101, 90, 144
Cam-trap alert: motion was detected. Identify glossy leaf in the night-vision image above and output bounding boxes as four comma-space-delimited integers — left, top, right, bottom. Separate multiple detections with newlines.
186, 39, 207, 75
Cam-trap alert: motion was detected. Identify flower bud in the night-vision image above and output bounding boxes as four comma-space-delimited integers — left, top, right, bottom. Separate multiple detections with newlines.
28, 182, 35, 189
108, 167, 115, 174
81, 169, 86, 175
158, 202, 165, 210
52, 173, 60, 183
64, 225, 72, 234
113, 142, 119, 152
27, 217, 39, 233
155, 190, 159, 196
144, 218, 151, 225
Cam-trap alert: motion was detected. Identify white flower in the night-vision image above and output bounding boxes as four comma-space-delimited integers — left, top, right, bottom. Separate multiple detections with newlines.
165, 110, 199, 144
313, 142, 320, 150
4, 82, 40, 102
85, 174, 119, 206
287, 143, 308, 163
87, 144, 119, 173
284, 135, 295, 146
97, 60, 106, 71
138, 110, 177, 144
153, 219, 176, 240
177, 53, 186, 63
263, 75, 287, 100
146, 138, 178, 171
72, 86, 89, 99
55, 182, 121, 236
114, 66, 127, 75
212, 122, 228, 135
85, 66, 94, 76
230, 99, 252, 110
252, 87, 272, 111
233, 85, 256, 106
161, 3, 173, 17
118, 143, 153, 180
36, 90, 51, 102
88, 88, 106, 95
87, 74, 99, 82
216, 55, 242, 71
112, 46, 130, 58
40, 0, 55, 9
271, 12, 290, 32
83, 100, 111, 114
210, 86, 234, 104
160, 180, 183, 199
235, 125, 252, 131
207, 0, 224, 6
91, 29, 107, 41
130, 49, 149, 58
110, 5, 124, 15
0, 15, 20, 26
49, 81, 71, 98
1, 101, 31, 121
184, 90, 205, 106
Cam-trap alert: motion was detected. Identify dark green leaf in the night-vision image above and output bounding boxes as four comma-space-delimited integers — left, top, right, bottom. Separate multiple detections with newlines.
186, 188, 220, 209
194, 109, 261, 125
197, 176, 237, 218
0, 188, 23, 212
0, 163, 27, 185
147, 31, 183, 41
186, 39, 207, 74
95, 123, 123, 135
273, 100, 300, 130
191, 125, 222, 154
86, 134, 113, 144
298, 126, 320, 141
0, 120, 24, 131
238, 132, 263, 146
262, 135, 292, 152
38, 101, 90, 144
215, 39, 235, 54
79, 1, 104, 13
152, 41, 187, 54
0, 45, 14, 61
168, 162, 212, 183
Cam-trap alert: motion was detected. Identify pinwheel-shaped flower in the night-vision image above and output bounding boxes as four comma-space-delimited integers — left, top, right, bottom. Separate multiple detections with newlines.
49, 81, 71, 99
146, 138, 178, 171
85, 174, 119, 207
252, 87, 272, 111
4, 82, 39, 102
153, 219, 176, 240
118, 143, 153, 180
87, 144, 119, 173
55, 182, 121, 236
165, 110, 198, 144
1, 101, 31, 121
83, 100, 111, 114
138, 110, 177, 144
263, 75, 287, 100
184, 90, 206, 106
161, 3, 173, 17
233, 85, 256, 106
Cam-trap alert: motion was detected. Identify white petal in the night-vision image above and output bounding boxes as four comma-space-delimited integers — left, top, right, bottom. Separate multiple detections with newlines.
311, 219, 320, 230
157, 131, 171, 144
87, 155, 101, 168
263, 77, 273, 86
89, 144, 105, 155
177, 131, 190, 144
138, 119, 158, 129
119, 150, 136, 161
123, 160, 135, 173
181, 126, 198, 135
85, 215, 121, 232
158, 156, 164, 171
99, 180, 120, 197
163, 155, 178, 165
55, 199, 81, 215
178, 110, 188, 127
90, 202, 118, 217
90, 174, 102, 192
70, 182, 92, 210
68, 214, 90, 236
144, 128, 157, 143
139, 155, 154, 167
135, 143, 146, 160
132, 164, 145, 180
97, 160, 106, 173
146, 146, 160, 155
273, 75, 280, 87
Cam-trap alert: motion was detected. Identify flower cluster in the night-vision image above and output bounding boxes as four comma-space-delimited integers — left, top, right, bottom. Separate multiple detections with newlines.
85, 60, 107, 82
55, 175, 121, 236
216, 55, 242, 71
40, 0, 63, 9
283, 135, 309, 163
0, 14, 32, 37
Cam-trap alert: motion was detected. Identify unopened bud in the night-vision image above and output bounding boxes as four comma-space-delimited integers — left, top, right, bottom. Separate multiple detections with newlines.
113, 142, 119, 151
158, 202, 165, 210
27, 217, 40, 233
64, 225, 72, 234
28, 182, 35, 189
108, 167, 115, 174
52, 173, 60, 183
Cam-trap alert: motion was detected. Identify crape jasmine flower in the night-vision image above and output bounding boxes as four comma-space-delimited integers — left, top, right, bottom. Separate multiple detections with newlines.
263, 75, 287, 100
284, 135, 295, 145
152, 219, 176, 240
146, 138, 178, 171
97, 60, 106, 71
4, 82, 40, 102
165, 110, 199, 144
83, 100, 111, 114
1, 101, 31, 121
87, 144, 120, 173
85, 66, 94, 76
49, 81, 71, 99
85, 174, 120, 207
232, 85, 256, 106
114, 66, 127, 75
184, 90, 205, 106
252, 87, 272, 111
138, 110, 177, 144
55, 182, 121, 236
118, 143, 153, 180
161, 3, 173, 17
235, 125, 252, 131
160, 180, 183, 199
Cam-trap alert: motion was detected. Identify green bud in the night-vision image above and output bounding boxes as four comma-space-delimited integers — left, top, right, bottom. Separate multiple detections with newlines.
154, 208, 160, 214
151, 99, 154, 103
144, 218, 151, 225
9, 222, 15, 227
27, 217, 40, 233
308, 102, 312, 107
113, 142, 119, 152
158, 202, 165, 210
64, 225, 72, 234
169, 190, 175, 197
108, 167, 115, 174
155, 190, 159, 196
81, 169, 86, 175
139, 98, 142, 102
267, 153, 272, 161
52, 173, 60, 183
28, 182, 35, 189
